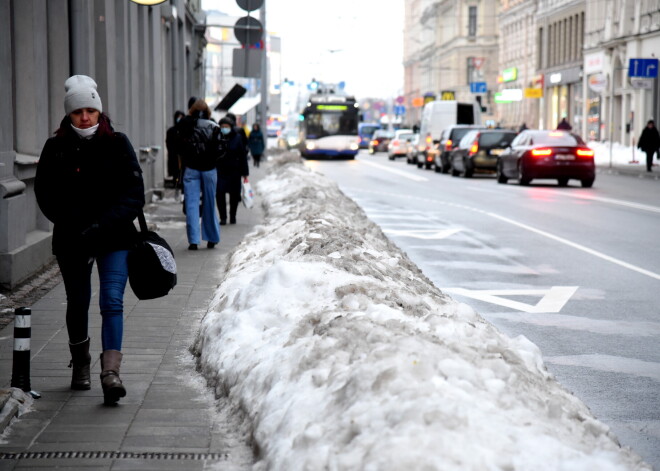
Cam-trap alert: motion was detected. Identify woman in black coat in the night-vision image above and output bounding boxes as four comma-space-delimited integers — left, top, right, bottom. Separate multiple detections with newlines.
216, 116, 250, 224
35, 75, 145, 405
638, 120, 660, 172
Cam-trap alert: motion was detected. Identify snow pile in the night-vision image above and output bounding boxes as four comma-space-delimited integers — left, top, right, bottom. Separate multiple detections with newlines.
588, 140, 648, 167
194, 154, 650, 470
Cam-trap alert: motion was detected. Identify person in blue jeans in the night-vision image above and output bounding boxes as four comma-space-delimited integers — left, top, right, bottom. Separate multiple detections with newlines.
176, 99, 221, 249
35, 75, 145, 405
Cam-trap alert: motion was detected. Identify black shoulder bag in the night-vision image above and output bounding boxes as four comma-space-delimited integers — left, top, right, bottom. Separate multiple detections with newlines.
128, 210, 177, 300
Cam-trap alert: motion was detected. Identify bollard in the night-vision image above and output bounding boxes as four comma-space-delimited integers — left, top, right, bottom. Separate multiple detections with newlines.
10, 307, 41, 399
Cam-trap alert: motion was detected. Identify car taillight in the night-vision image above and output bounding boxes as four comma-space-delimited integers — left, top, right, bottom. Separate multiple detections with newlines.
576, 148, 594, 158
392, 139, 400, 146
372, 139, 379, 145
469, 142, 479, 155
531, 148, 553, 157
445, 139, 453, 151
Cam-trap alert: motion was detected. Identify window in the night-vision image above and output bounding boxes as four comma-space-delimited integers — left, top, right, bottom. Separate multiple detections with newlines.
468, 6, 477, 37
467, 57, 475, 85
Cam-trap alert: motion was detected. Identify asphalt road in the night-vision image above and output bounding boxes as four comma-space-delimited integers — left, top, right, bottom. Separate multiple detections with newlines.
305, 149, 660, 469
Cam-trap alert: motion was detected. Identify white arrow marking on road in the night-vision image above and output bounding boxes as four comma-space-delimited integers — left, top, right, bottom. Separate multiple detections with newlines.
358, 159, 429, 182
383, 228, 462, 240
442, 286, 579, 313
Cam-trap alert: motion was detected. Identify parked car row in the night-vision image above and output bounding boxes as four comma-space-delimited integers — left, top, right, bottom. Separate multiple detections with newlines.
369, 126, 596, 188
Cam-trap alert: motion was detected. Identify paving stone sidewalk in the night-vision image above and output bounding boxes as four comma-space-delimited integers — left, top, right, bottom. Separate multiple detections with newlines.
0, 166, 267, 470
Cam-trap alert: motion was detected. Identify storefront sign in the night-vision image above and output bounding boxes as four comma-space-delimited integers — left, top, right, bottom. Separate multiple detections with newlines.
588, 73, 608, 93
412, 97, 425, 107
440, 91, 456, 100
584, 52, 605, 74
502, 67, 518, 82
549, 73, 562, 84
524, 88, 543, 98
495, 89, 523, 103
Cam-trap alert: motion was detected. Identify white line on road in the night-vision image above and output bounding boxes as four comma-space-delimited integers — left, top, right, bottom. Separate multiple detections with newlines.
487, 212, 660, 280
570, 193, 660, 214
346, 187, 660, 281
358, 159, 429, 182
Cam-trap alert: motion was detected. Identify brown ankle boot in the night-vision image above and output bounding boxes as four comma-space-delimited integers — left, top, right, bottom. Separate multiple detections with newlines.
68, 337, 91, 390
100, 350, 126, 405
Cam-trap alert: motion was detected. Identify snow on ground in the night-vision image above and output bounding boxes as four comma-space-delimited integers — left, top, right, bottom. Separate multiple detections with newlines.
194, 153, 650, 470
589, 140, 651, 167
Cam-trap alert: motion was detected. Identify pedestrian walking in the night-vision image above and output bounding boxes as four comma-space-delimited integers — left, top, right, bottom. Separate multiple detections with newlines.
175, 99, 221, 250
637, 119, 660, 172
248, 123, 266, 168
556, 117, 572, 131
217, 116, 250, 225
35, 75, 145, 405
165, 110, 185, 191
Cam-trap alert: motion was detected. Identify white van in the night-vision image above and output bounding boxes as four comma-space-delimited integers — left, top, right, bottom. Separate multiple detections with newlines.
418, 100, 482, 153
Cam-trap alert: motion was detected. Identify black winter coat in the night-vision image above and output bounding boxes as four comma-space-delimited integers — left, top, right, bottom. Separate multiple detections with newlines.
217, 130, 249, 178
35, 131, 145, 256
638, 126, 660, 154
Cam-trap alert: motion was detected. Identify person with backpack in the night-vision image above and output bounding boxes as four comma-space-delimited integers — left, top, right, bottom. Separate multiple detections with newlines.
176, 99, 221, 250
35, 75, 145, 405
216, 116, 249, 225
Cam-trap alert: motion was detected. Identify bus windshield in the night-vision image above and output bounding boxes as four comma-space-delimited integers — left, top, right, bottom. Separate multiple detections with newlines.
305, 112, 357, 139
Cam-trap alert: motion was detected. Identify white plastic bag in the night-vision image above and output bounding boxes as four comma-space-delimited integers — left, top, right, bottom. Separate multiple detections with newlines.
241, 180, 254, 209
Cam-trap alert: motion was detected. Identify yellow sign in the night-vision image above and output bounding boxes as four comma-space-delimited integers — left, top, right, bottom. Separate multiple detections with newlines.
524, 88, 543, 98
440, 91, 455, 100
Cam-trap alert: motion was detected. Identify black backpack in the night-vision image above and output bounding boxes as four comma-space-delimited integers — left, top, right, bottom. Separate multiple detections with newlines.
175, 116, 220, 171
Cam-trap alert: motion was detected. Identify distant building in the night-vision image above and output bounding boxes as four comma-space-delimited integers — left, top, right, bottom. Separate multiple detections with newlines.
0, 0, 207, 289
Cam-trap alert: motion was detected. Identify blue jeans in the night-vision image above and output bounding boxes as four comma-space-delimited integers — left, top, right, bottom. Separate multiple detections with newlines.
57, 250, 129, 351
183, 168, 220, 244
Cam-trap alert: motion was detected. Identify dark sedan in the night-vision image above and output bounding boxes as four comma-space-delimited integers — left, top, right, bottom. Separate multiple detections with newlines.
368, 130, 394, 154
450, 129, 517, 178
496, 130, 595, 187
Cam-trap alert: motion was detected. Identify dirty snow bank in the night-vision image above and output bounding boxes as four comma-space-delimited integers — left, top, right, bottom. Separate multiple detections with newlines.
194, 153, 649, 470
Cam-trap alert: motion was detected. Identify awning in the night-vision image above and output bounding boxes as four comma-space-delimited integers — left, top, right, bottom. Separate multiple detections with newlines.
228, 94, 261, 116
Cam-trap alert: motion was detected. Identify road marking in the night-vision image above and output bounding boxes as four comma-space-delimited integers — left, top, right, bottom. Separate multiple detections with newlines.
544, 354, 660, 382
358, 159, 429, 182
442, 286, 578, 313
486, 213, 660, 280
383, 228, 461, 240
347, 187, 660, 281
570, 193, 660, 214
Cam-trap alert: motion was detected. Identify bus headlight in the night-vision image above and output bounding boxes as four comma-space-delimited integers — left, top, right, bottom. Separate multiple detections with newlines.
349, 143, 359, 150
306, 142, 316, 150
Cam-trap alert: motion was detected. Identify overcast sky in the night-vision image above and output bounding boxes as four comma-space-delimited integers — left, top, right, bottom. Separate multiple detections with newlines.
202, 0, 404, 99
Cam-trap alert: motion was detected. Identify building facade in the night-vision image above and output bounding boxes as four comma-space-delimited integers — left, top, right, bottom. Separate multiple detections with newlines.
497, 0, 540, 129
404, 0, 500, 127
584, 1, 660, 146
0, 0, 207, 289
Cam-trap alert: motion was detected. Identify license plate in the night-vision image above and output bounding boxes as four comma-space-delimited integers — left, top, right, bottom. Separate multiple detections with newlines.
490, 149, 504, 156
555, 154, 575, 160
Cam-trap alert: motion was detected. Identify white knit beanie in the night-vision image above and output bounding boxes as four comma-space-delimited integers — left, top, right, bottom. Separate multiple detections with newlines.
64, 75, 103, 115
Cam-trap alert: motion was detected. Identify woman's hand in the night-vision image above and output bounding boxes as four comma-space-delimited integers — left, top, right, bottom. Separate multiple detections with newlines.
243, 176, 249, 183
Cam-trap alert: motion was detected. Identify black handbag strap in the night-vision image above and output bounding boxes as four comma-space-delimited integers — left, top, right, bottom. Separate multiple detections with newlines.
137, 209, 149, 233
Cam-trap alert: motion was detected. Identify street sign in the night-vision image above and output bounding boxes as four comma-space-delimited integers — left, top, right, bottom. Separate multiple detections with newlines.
630, 78, 654, 89
394, 105, 406, 116
440, 90, 455, 100
234, 16, 263, 46
628, 58, 659, 78
523, 88, 543, 98
236, 0, 263, 11
470, 82, 487, 93
395, 95, 405, 104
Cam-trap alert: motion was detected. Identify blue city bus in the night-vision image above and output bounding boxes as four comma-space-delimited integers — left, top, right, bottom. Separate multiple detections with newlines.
300, 92, 360, 159
358, 122, 381, 149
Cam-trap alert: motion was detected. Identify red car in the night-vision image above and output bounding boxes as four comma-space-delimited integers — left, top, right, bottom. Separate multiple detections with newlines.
496, 130, 595, 187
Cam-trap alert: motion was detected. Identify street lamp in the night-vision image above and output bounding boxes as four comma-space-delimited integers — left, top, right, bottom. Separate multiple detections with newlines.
130, 0, 167, 5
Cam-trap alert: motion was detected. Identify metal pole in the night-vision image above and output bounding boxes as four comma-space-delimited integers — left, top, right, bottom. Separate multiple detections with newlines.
259, 1, 268, 143
10, 307, 41, 398
609, 67, 615, 169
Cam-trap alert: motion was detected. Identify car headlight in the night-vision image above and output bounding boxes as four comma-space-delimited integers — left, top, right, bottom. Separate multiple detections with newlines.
306, 142, 316, 150
288, 138, 297, 145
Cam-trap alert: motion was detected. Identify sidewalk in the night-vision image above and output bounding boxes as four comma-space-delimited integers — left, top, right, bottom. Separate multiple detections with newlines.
0, 167, 267, 470
597, 162, 660, 180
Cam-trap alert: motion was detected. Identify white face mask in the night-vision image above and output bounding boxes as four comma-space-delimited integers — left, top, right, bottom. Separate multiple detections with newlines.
71, 123, 99, 139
